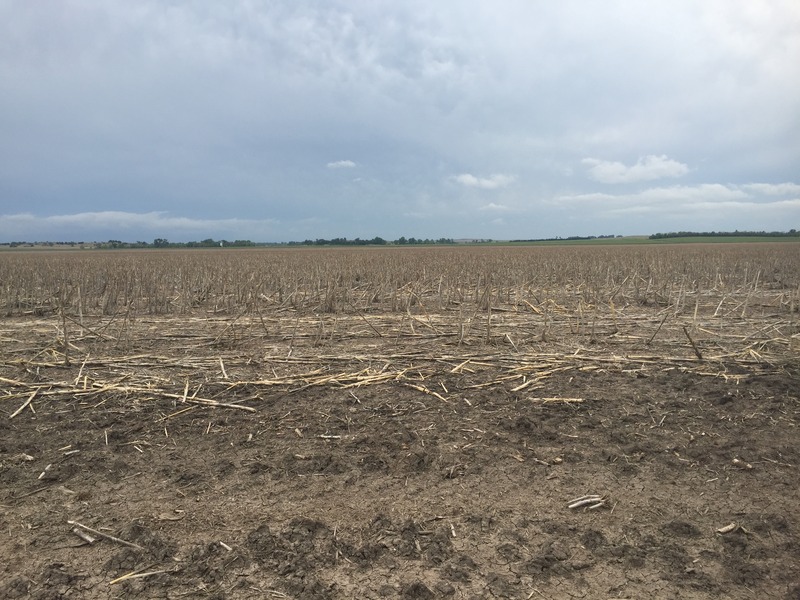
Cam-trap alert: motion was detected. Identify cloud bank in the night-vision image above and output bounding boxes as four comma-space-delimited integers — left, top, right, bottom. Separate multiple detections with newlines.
0, 212, 279, 242
0, 1, 797, 241
3, 179, 794, 243
582, 156, 690, 184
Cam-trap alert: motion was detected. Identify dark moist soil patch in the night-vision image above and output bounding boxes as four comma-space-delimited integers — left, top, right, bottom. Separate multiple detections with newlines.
2, 358, 798, 599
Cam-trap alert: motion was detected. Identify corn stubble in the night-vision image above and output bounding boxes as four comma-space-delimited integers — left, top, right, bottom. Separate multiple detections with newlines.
0, 244, 797, 360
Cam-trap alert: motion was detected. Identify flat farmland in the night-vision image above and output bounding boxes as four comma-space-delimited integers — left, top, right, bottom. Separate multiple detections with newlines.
1, 244, 798, 599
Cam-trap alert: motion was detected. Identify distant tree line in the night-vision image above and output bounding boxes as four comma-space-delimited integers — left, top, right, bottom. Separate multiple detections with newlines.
649, 230, 798, 239
184, 238, 257, 248
4, 241, 87, 248
13, 239, 263, 249
107, 237, 457, 248
289, 237, 455, 246
394, 236, 456, 245
1, 237, 456, 249
509, 234, 620, 243
91, 238, 258, 249
5, 230, 798, 249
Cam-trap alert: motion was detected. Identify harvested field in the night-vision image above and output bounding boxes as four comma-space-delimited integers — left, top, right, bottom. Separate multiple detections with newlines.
1, 244, 799, 599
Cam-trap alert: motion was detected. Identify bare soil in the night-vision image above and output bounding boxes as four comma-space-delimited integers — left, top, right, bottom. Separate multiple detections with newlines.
1, 310, 798, 599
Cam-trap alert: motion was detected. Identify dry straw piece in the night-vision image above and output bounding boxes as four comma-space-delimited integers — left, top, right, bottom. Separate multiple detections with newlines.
0, 245, 796, 419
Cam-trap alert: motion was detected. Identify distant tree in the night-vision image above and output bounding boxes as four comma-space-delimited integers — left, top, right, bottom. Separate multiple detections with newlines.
153, 238, 169, 248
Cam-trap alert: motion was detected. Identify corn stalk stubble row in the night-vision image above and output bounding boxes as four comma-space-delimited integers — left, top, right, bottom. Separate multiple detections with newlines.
1, 245, 797, 416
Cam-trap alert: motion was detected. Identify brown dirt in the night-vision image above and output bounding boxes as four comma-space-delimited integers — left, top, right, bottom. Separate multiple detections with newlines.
1, 307, 799, 599
0, 245, 800, 600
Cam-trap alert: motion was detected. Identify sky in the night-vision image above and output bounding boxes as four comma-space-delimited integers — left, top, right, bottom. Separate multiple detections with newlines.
1, 1, 799, 243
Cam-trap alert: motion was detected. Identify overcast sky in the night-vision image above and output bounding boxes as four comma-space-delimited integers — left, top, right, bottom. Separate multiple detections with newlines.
1, 1, 798, 243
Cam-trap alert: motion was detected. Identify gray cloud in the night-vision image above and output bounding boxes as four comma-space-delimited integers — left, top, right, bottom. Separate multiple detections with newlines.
741, 183, 800, 196
0, 211, 280, 242
0, 1, 798, 242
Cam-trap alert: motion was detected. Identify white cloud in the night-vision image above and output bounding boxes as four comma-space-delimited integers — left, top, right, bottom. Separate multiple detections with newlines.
582, 155, 690, 183
452, 173, 516, 189
541, 181, 800, 234
554, 183, 800, 220
327, 160, 357, 169
557, 184, 740, 208
479, 202, 511, 211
